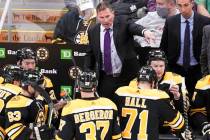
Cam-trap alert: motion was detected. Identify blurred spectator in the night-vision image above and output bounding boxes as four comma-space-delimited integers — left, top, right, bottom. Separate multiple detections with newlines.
112, 0, 147, 19
53, 0, 96, 45
134, 0, 178, 66
200, 25, 210, 76
160, 0, 210, 96
134, 0, 178, 48
196, 0, 210, 17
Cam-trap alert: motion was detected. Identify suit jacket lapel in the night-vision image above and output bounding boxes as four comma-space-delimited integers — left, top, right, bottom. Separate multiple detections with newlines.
113, 17, 119, 48
94, 24, 101, 58
174, 15, 181, 52
193, 13, 199, 41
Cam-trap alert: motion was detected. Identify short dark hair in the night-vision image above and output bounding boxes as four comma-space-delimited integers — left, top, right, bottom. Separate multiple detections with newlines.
96, 1, 114, 13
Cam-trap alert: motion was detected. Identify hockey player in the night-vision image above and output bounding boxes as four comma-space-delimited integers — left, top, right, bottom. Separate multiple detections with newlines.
190, 75, 210, 139
4, 69, 55, 140
129, 50, 188, 113
55, 70, 122, 140
16, 47, 66, 111
114, 65, 186, 139
0, 65, 24, 140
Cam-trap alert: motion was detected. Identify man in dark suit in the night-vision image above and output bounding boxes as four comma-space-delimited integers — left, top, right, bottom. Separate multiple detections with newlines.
85, 1, 155, 99
160, 0, 210, 96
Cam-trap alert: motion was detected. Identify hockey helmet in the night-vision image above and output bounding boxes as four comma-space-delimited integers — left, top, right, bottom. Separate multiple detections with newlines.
2, 65, 23, 83
147, 49, 167, 64
137, 65, 157, 84
16, 48, 37, 62
21, 69, 44, 87
78, 70, 97, 92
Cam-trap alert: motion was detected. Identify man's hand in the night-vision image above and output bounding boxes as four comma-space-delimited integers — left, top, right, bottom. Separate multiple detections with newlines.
169, 84, 181, 100
143, 30, 156, 46
54, 100, 67, 111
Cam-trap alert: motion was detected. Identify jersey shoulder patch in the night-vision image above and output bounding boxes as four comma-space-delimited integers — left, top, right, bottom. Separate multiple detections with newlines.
6, 95, 33, 108
195, 75, 210, 90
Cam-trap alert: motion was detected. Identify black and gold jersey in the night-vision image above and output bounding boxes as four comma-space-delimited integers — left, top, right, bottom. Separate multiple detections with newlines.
0, 76, 57, 102
55, 97, 122, 140
190, 75, 210, 129
0, 75, 57, 102
53, 9, 96, 45
113, 86, 185, 140
42, 76, 57, 102
0, 83, 22, 140
129, 72, 187, 113
5, 94, 47, 140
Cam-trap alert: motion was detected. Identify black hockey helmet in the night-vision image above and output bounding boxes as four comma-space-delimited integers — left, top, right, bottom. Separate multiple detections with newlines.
2, 64, 23, 83
137, 65, 157, 84
21, 69, 44, 87
147, 49, 167, 65
78, 70, 97, 92
16, 48, 37, 62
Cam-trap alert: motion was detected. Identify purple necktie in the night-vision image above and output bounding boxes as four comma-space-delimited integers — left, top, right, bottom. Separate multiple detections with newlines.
183, 20, 190, 70
104, 28, 112, 75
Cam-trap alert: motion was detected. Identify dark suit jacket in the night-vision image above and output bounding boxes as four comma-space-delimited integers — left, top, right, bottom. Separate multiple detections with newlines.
160, 13, 210, 65
200, 25, 210, 76
85, 15, 144, 81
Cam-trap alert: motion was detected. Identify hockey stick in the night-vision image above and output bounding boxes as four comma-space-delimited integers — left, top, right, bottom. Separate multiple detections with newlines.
31, 83, 54, 127
181, 78, 194, 140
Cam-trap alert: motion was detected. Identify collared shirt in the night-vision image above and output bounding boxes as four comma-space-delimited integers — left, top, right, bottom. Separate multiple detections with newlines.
100, 25, 122, 75
177, 12, 198, 66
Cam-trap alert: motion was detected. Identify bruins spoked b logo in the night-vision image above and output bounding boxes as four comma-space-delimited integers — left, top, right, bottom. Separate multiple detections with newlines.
68, 66, 82, 80
36, 47, 49, 61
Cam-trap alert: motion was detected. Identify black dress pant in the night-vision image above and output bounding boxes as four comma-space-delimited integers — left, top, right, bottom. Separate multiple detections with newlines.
97, 71, 131, 100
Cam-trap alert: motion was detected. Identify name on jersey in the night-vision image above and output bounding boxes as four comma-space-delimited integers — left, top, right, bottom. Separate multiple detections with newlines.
0, 90, 12, 100
125, 97, 147, 108
74, 109, 113, 123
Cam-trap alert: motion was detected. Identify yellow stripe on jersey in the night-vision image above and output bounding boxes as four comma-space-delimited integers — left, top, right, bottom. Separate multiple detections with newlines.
43, 76, 53, 88
5, 123, 24, 138
6, 95, 33, 108
190, 107, 207, 116
0, 127, 5, 140
112, 133, 122, 140
62, 98, 117, 116
162, 72, 183, 85
115, 86, 169, 100
165, 112, 184, 130
0, 83, 23, 95
0, 77, 4, 84
10, 126, 25, 140
195, 75, 210, 90
55, 135, 63, 140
